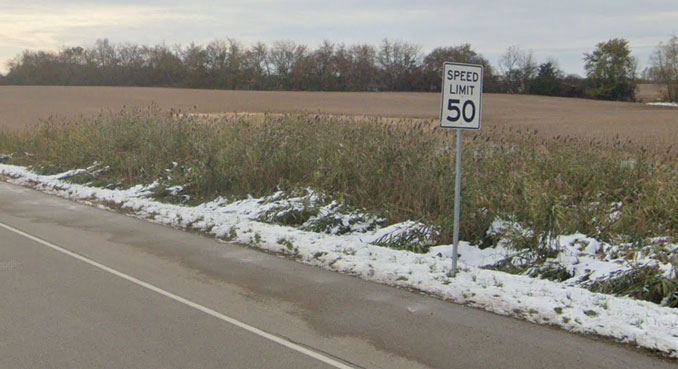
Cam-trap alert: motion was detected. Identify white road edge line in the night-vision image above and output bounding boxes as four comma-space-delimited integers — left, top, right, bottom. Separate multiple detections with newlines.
0, 221, 355, 369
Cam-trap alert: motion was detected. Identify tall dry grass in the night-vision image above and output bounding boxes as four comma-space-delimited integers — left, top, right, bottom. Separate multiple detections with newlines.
1, 107, 676, 248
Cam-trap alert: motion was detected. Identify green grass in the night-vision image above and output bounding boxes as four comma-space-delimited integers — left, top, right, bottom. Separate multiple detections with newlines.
1, 107, 677, 249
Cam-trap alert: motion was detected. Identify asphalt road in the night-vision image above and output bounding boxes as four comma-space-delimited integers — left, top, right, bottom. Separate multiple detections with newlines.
0, 181, 675, 369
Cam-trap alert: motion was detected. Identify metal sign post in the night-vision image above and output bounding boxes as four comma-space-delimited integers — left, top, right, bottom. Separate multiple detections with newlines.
439, 62, 483, 277
451, 128, 463, 276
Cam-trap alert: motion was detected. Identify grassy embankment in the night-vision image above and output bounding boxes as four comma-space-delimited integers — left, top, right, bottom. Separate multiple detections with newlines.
0, 107, 676, 305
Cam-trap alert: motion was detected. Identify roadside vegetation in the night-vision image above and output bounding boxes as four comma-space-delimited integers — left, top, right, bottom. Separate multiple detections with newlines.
0, 108, 676, 304
1, 108, 676, 244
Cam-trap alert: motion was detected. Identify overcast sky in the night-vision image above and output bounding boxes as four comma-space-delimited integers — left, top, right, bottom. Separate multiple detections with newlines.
1, 0, 676, 76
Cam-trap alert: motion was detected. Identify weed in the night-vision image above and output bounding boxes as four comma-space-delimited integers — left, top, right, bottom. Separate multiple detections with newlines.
260, 206, 317, 226
590, 267, 678, 307
219, 226, 238, 241
526, 262, 574, 282
277, 238, 295, 251
584, 310, 599, 317
372, 224, 437, 253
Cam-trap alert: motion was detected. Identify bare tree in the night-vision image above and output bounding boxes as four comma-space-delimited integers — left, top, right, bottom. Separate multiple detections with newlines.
335, 43, 378, 91
269, 41, 308, 89
117, 43, 145, 68
205, 40, 229, 76
649, 35, 678, 102
377, 39, 420, 90
311, 40, 338, 90
243, 42, 271, 89
423, 44, 495, 92
202, 39, 246, 89
499, 45, 537, 93
147, 44, 185, 86
114, 43, 149, 85
182, 43, 207, 88
90, 39, 118, 69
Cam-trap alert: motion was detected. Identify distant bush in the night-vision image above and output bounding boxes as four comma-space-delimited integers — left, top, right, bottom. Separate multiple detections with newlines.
584, 39, 637, 101
423, 44, 500, 92
527, 63, 586, 98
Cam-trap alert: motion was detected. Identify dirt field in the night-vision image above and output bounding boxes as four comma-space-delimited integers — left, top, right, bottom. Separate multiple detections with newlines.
1, 86, 677, 148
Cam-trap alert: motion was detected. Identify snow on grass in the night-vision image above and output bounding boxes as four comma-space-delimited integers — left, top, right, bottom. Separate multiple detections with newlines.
556, 234, 675, 284
1, 162, 677, 357
482, 221, 676, 286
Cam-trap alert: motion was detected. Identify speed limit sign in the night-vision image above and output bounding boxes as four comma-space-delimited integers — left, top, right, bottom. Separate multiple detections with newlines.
439, 62, 484, 277
440, 62, 483, 129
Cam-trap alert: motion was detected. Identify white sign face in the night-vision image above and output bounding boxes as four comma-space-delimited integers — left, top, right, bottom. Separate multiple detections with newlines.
440, 62, 483, 129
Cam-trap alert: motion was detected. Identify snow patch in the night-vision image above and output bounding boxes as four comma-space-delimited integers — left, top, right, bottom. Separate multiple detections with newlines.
1, 163, 677, 357
647, 102, 678, 108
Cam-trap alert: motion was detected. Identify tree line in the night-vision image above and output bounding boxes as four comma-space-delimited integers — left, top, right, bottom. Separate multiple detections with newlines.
0, 39, 501, 92
1, 37, 674, 102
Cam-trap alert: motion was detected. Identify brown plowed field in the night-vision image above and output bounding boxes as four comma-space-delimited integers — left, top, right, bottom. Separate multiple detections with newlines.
1, 86, 677, 148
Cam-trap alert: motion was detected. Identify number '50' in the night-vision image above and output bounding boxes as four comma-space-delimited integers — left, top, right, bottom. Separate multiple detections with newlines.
446, 99, 476, 123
